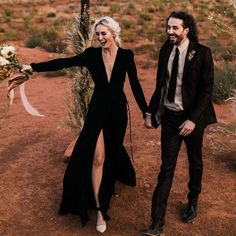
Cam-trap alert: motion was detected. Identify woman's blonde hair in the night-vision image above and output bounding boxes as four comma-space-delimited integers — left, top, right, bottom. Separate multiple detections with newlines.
93, 16, 121, 46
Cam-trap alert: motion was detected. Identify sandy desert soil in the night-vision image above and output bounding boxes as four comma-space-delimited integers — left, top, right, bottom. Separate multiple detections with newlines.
0, 46, 235, 236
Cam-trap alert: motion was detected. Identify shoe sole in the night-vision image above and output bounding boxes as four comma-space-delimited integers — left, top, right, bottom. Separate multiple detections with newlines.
142, 232, 164, 236
182, 217, 196, 223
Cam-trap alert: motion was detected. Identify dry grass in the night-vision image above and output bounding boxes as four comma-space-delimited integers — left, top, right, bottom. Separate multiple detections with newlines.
0, 0, 48, 2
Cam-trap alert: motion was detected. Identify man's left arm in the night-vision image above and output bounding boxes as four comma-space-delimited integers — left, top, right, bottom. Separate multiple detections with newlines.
188, 47, 214, 123
179, 47, 214, 136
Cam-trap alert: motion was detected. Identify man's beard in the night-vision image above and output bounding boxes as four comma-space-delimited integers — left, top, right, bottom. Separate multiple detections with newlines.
168, 33, 183, 45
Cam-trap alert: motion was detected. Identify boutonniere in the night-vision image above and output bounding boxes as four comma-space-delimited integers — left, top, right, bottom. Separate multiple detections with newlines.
188, 50, 196, 61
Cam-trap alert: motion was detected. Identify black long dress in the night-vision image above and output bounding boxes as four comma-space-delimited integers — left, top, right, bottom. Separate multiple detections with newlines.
31, 47, 147, 225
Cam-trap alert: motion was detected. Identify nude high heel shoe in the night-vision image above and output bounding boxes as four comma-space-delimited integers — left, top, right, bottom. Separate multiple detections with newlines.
96, 207, 106, 233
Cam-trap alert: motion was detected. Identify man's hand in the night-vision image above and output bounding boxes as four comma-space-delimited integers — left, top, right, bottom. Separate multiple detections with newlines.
179, 119, 195, 136
145, 114, 154, 129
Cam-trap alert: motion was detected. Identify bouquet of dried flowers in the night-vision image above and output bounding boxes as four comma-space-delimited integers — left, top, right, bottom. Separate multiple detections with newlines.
0, 45, 43, 118
0, 45, 31, 93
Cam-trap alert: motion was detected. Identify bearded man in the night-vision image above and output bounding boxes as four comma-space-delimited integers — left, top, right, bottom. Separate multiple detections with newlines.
143, 11, 217, 236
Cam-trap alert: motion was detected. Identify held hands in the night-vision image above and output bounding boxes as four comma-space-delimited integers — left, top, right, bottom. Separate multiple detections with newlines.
145, 113, 154, 129
21, 64, 33, 73
179, 119, 196, 136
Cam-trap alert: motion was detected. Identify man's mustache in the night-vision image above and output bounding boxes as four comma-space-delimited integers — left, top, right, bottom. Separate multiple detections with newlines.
168, 34, 178, 37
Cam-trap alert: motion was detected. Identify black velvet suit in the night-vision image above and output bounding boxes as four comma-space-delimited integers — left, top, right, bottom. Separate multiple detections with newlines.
31, 47, 147, 225
147, 41, 217, 225
147, 41, 216, 127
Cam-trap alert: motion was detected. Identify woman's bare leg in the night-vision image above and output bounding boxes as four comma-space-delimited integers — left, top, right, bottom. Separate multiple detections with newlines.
92, 130, 106, 227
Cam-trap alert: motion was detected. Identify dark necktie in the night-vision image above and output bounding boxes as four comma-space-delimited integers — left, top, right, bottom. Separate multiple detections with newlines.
167, 47, 179, 103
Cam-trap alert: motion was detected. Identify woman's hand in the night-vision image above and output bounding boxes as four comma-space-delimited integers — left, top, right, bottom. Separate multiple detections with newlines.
21, 64, 33, 73
145, 113, 154, 129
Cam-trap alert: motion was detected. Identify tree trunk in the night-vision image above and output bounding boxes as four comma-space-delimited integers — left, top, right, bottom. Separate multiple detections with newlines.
80, 0, 90, 39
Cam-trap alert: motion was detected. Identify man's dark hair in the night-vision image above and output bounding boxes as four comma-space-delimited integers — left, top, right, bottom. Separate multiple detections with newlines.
166, 11, 199, 43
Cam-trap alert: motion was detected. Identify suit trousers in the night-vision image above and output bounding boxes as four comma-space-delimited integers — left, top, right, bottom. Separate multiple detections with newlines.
151, 109, 204, 225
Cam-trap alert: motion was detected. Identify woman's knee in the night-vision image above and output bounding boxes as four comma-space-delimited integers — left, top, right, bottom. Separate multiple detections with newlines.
93, 154, 105, 167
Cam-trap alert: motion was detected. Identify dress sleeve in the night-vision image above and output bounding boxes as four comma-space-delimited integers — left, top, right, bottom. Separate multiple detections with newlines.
31, 48, 91, 72
126, 49, 147, 118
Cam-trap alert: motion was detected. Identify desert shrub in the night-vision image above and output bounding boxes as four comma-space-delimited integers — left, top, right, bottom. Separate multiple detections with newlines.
139, 14, 152, 21
110, 4, 120, 13
36, 17, 44, 23
3, 9, 12, 17
0, 28, 5, 33
64, 3, 78, 13
134, 44, 155, 55
226, 41, 236, 59
43, 30, 58, 41
147, 7, 157, 13
41, 29, 67, 53
146, 28, 158, 42
157, 32, 167, 45
206, 37, 225, 54
128, 2, 135, 10
53, 17, 70, 30
23, 9, 38, 29
0, 30, 21, 42
121, 19, 132, 29
42, 40, 67, 53
213, 64, 236, 103
47, 12, 56, 18
122, 31, 137, 43
3, 9, 12, 23
26, 35, 43, 48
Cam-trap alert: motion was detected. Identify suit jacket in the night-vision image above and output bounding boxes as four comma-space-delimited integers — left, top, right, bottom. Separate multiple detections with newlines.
147, 41, 217, 128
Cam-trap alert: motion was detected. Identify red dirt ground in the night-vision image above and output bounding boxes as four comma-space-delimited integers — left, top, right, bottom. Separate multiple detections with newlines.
0, 46, 235, 236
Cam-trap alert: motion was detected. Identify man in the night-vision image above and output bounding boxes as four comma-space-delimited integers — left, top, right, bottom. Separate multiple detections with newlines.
143, 11, 217, 235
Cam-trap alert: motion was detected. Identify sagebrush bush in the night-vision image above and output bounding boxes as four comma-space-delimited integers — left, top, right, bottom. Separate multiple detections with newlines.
139, 14, 152, 22
213, 63, 236, 103
121, 19, 132, 29
43, 30, 58, 41
25, 29, 67, 53
25, 35, 43, 48
47, 12, 56, 18
42, 40, 67, 53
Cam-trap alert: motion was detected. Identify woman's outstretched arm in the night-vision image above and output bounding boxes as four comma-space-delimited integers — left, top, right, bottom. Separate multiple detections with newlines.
22, 48, 91, 72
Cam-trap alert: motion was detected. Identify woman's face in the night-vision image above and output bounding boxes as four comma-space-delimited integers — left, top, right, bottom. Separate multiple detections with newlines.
95, 24, 116, 49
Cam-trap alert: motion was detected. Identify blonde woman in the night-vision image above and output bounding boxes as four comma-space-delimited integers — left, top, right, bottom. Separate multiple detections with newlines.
22, 16, 147, 233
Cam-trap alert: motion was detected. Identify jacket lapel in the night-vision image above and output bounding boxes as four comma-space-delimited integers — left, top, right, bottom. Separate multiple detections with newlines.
182, 41, 198, 80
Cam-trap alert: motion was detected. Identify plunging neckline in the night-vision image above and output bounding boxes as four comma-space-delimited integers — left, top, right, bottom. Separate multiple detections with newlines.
101, 47, 119, 84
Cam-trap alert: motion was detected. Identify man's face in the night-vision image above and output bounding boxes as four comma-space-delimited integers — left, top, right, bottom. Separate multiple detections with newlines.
167, 17, 189, 45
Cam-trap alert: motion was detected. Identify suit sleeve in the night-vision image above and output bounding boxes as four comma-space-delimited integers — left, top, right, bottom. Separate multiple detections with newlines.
127, 50, 147, 118
31, 48, 91, 72
188, 47, 214, 123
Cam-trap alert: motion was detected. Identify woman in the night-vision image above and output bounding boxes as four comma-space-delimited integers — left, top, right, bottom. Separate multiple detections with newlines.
22, 16, 147, 233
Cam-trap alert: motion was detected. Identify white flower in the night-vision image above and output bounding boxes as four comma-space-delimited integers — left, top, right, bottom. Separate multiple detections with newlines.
0, 56, 10, 66
1, 46, 15, 59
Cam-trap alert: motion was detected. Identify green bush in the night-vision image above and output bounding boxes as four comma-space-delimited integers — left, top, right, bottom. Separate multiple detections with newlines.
26, 35, 43, 48
139, 14, 152, 21
42, 40, 67, 53
47, 12, 56, 18
43, 30, 58, 41
110, 4, 120, 13
0, 30, 21, 42
213, 64, 236, 103
121, 19, 132, 29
